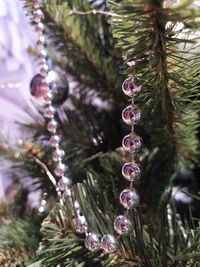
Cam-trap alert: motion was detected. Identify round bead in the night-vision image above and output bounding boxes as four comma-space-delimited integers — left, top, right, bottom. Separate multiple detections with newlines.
122, 77, 142, 97
114, 215, 132, 235
75, 216, 88, 233
52, 148, 65, 162
85, 233, 100, 251
120, 188, 140, 209
47, 119, 57, 133
49, 135, 60, 147
54, 162, 67, 177
122, 162, 140, 181
37, 35, 46, 48
62, 188, 72, 200
40, 64, 49, 77
101, 234, 118, 253
44, 91, 53, 105
57, 177, 72, 191
39, 49, 47, 58
33, 9, 43, 23
36, 22, 44, 34
122, 105, 141, 125
43, 106, 55, 119
33, 0, 42, 9
122, 134, 141, 153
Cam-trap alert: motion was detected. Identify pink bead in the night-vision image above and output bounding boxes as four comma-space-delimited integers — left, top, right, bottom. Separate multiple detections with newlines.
122, 134, 141, 153
122, 77, 142, 97
122, 105, 141, 125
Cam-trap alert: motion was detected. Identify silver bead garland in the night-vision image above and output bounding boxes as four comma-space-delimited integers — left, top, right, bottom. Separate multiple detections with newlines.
31, 0, 142, 256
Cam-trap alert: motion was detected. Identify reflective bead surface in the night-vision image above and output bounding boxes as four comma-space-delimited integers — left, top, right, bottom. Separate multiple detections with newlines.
122, 162, 140, 181
122, 77, 142, 97
49, 135, 60, 147
122, 105, 141, 125
52, 148, 65, 162
43, 106, 55, 119
57, 177, 72, 191
47, 119, 57, 133
120, 188, 140, 209
122, 134, 141, 153
54, 162, 66, 177
114, 215, 132, 235
85, 233, 100, 251
101, 234, 118, 253
75, 216, 88, 233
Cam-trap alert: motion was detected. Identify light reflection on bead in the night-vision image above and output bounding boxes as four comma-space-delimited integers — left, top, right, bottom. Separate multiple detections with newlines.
44, 91, 53, 105
75, 216, 88, 233
43, 106, 55, 119
47, 119, 57, 133
85, 233, 100, 251
122, 134, 141, 153
122, 77, 142, 97
122, 162, 140, 181
52, 148, 65, 162
114, 215, 132, 235
36, 22, 44, 34
49, 135, 60, 147
120, 188, 140, 209
122, 105, 141, 125
57, 177, 72, 191
33, 9, 43, 23
101, 234, 118, 253
54, 162, 67, 177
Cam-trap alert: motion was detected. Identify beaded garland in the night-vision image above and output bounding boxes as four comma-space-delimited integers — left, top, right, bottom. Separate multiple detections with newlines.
30, 0, 142, 255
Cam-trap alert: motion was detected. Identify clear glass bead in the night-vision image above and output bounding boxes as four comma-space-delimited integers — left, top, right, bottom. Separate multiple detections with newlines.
33, 9, 43, 23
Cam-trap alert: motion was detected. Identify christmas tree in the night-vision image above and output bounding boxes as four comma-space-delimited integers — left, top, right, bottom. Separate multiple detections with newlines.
0, 0, 200, 266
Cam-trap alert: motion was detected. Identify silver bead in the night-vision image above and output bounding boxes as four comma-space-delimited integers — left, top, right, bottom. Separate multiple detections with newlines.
52, 148, 65, 162
33, 0, 42, 9
47, 119, 57, 133
36, 22, 44, 34
44, 91, 53, 105
57, 177, 72, 191
74, 216, 88, 233
33, 9, 43, 23
43, 106, 55, 119
120, 188, 140, 209
122, 134, 141, 153
54, 162, 67, 177
37, 35, 46, 48
85, 233, 100, 251
40, 64, 49, 77
122, 105, 141, 125
39, 49, 47, 59
49, 135, 60, 147
122, 77, 142, 97
122, 162, 140, 181
101, 234, 118, 253
62, 188, 72, 201
114, 215, 132, 235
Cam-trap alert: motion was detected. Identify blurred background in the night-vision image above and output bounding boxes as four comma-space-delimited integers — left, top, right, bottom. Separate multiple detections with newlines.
0, 0, 37, 199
